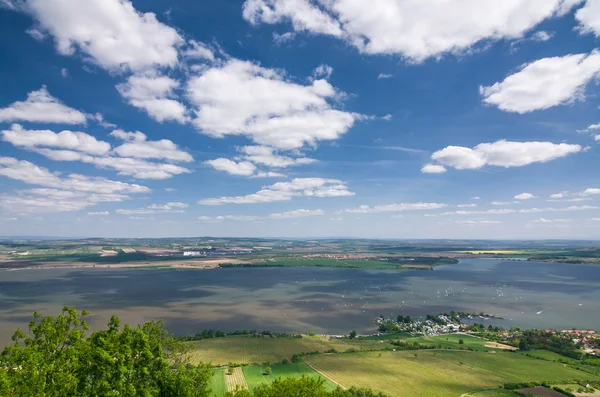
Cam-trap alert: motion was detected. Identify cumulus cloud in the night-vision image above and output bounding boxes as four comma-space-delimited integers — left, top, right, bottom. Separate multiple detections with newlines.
343, 203, 447, 214
429, 140, 581, 171
182, 40, 215, 61
205, 158, 257, 176
312, 64, 333, 80
269, 209, 324, 218
0, 86, 86, 124
198, 178, 353, 205
457, 204, 476, 208
421, 164, 447, 174
110, 129, 193, 162
575, 0, 600, 37
456, 220, 502, 225
116, 72, 188, 123
198, 215, 260, 221
2, 126, 193, 180
491, 201, 510, 206
242, 0, 580, 62
576, 122, 600, 132
186, 59, 357, 150
378, 73, 393, 79
1, 124, 110, 155
514, 192, 535, 200
480, 50, 600, 113
446, 205, 598, 216
17, 0, 183, 72
87, 211, 109, 216
0, 157, 148, 213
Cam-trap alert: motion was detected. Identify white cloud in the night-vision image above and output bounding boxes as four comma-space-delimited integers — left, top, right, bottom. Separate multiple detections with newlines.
205, 158, 257, 176
198, 215, 260, 222
2, 124, 111, 156
471, 196, 480, 200
456, 220, 502, 225
20, 0, 183, 72
378, 73, 393, 79
446, 205, 598, 216
253, 171, 287, 178
89, 113, 116, 128
457, 204, 476, 208
0, 157, 148, 213
550, 191, 568, 199
269, 209, 324, 218
116, 202, 187, 215
580, 188, 600, 196
242, 0, 579, 62
182, 40, 215, 61
421, 164, 447, 174
110, 129, 193, 162
0, 86, 86, 124
575, 0, 600, 37
343, 202, 447, 214
430, 140, 581, 170
312, 64, 333, 80
514, 192, 535, 200
531, 31, 553, 41
186, 59, 357, 150
25, 27, 45, 40
491, 201, 510, 205
444, 209, 516, 216
238, 145, 316, 168
576, 122, 600, 133
87, 211, 109, 216
2, 127, 192, 180
530, 218, 572, 223
198, 177, 353, 205
117, 73, 188, 123
480, 50, 600, 113
60, 68, 68, 77
273, 31, 296, 44
164, 188, 177, 192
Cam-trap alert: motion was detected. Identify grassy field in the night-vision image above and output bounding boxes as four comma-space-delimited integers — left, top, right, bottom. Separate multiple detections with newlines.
188, 336, 387, 366
405, 334, 496, 352
242, 362, 338, 393
467, 389, 520, 397
209, 369, 226, 397
304, 350, 598, 397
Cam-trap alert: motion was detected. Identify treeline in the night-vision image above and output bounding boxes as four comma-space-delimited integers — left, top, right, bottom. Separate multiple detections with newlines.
226, 377, 388, 397
518, 330, 583, 359
179, 329, 302, 341
0, 308, 387, 397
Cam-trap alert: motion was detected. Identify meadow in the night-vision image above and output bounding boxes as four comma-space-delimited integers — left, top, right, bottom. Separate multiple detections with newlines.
303, 350, 598, 397
188, 335, 387, 366
242, 362, 337, 392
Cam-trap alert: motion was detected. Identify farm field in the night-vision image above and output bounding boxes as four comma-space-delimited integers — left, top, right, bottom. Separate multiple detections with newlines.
242, 362, 338, 393
225, 367, 248, 394
209, 369, 226, 397
467, 389, 520, 397
304, 350, 598, 397
405, 334, 497, 351
188, 336, 387, 366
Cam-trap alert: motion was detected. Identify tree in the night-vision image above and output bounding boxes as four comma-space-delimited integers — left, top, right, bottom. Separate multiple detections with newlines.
519, 339, 528, 351
264, 367, 272, 376
349, 330, 357, 339
458, 339, 464, 345
0, 307, 212, 397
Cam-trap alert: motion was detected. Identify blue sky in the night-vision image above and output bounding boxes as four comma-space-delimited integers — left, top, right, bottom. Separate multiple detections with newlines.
0, 0, 599, 239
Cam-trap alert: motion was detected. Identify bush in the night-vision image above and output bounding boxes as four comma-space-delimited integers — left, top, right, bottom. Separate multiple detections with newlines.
264, 367, 272, 376
458, 339, 464, 345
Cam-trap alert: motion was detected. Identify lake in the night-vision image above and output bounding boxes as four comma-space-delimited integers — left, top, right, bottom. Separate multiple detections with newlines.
0, 258, 599, 346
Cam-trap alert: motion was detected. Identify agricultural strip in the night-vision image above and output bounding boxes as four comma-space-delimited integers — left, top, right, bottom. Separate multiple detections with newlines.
188, 336, 386, 366
304, 350, 598, 397
210, 369, 226, 397
225, 367, 248, 393
242, 362, 338, 392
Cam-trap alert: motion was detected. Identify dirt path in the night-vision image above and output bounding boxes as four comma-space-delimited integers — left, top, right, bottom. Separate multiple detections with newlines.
225, 367, 249, 393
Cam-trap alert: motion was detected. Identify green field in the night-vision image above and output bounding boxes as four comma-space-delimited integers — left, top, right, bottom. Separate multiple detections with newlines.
304, 350, 598, 397
188, 336, 387, 366
209, 369, 226, 397
467, 389, 520, 397
405, 334, 499, 352
242, 362, 338, 393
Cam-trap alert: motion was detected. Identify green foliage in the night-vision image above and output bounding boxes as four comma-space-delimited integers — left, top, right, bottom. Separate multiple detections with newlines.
263, 367, 272, 376
0, 307, 212, 397
459, 339, 464, 345
226, 377, 388, 397
349, 330, 357, 339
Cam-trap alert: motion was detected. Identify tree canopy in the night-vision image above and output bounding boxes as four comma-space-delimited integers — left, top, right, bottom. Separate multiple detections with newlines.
0, 307, 211, 397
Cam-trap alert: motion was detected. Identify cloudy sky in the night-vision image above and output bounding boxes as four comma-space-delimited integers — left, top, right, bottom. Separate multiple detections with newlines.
0, 0, 599, 239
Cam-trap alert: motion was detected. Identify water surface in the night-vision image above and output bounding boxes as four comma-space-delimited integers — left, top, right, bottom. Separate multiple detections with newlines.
0, 259, 598, 346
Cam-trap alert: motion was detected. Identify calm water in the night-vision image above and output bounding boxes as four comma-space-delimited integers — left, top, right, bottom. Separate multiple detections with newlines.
0, 259, 599, 346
